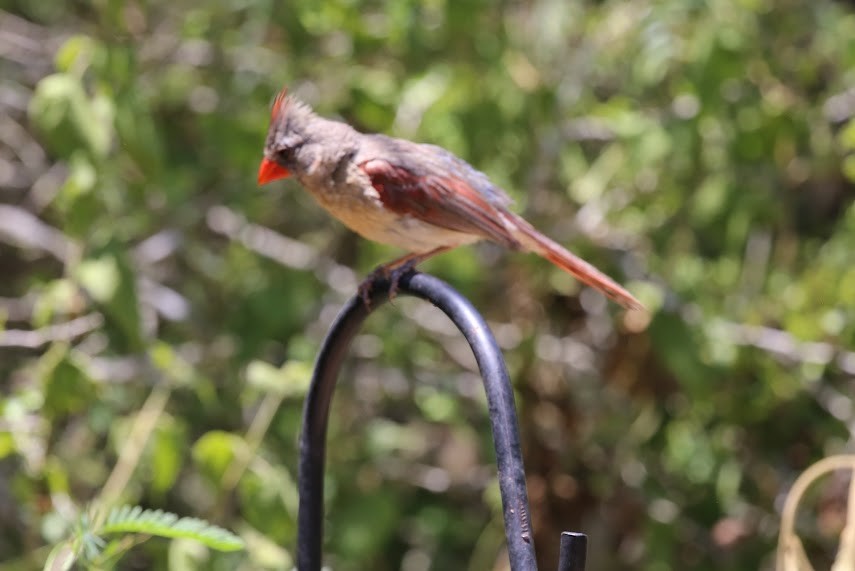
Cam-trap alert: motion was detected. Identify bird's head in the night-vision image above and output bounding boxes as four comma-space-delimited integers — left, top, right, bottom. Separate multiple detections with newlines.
258, 88, 322, 185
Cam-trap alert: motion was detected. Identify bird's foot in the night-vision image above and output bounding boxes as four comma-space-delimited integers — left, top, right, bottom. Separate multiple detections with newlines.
357, 247, 450, 308
358, 260, 419, 309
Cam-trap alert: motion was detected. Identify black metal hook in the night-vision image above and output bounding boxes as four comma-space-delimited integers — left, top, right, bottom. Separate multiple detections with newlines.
296, 271, 587, 571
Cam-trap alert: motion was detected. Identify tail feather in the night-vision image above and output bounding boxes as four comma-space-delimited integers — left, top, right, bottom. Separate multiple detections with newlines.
511, 215, 643, 310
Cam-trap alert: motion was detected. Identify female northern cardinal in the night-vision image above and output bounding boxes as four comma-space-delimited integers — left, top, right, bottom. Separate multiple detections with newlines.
258, 89, 642, 310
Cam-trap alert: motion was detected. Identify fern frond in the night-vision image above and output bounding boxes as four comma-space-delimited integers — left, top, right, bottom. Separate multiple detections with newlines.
99, 505, 245, 552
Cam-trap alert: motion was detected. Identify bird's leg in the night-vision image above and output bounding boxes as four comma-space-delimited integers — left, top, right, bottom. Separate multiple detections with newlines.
358, 246, 451, 307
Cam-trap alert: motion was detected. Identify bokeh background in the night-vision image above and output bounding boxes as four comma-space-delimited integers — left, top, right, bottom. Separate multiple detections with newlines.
2, 0, 855, 569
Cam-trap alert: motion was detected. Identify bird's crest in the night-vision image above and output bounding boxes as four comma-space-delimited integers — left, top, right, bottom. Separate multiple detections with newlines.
269, 86, 314, 126
271, 87, 290, 121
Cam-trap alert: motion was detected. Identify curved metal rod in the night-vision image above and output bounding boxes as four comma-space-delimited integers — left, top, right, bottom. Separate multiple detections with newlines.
297, 271, 578, 570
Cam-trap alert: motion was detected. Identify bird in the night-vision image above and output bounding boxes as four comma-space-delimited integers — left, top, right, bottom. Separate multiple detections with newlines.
257, 88, 642, 310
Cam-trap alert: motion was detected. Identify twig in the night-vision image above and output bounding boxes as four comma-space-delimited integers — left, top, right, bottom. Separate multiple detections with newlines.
0, 204, 79, 263
206, 205, 318, 270
0, 313, 103, 348
220, 390, 286, 494
716, 321, 855, 375
94, 382, 171, 523
206, 205, 358, 294
0, 293, 36, 321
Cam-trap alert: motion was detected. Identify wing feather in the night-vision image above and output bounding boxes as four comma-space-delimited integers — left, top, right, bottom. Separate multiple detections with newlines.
359, 158, 521, 249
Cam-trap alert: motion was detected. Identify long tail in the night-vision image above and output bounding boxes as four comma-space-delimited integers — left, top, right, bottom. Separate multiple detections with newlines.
510, 214, 643, 310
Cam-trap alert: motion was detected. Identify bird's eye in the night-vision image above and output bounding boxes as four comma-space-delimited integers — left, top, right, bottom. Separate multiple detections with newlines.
276, 143, 302, 163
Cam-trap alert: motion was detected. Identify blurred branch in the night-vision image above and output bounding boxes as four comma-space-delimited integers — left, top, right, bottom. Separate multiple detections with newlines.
133, 231, 191, 321
0, 313, 103, 348
561, 117, 617, 142
132, 229, 183, 265
218, 390, 286, 502
86, 355, 148, 383
0, 114, 46, 172
138, 277, 189, 322
206, 205, 317, 270
0, 206, 190, 324
84, 341, 205, 384
718, 321, 855, 375
95, 380, 171, 520
27, 163, 68, 212
0, 10, 58, 72
206, 205, 358, 294
0, 204, 79, 263
0, 294, 36, 321
0, 81, 33, 113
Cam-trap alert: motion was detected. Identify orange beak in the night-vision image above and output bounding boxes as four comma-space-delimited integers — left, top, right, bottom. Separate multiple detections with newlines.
258, 158, 291, 185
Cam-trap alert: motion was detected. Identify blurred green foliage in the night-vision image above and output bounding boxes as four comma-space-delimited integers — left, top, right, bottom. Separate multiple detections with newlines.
2, 0, 855, 569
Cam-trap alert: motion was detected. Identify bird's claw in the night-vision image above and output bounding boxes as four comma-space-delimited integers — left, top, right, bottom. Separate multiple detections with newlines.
358, 261, 418, 309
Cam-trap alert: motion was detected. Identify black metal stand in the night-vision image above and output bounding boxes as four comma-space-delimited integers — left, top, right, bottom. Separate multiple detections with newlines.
296, 271, 587, 571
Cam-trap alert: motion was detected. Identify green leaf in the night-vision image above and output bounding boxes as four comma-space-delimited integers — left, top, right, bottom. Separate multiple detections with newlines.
40, 345, 96, 417
73, 248, 143, 351
74, 257, 120, 305
839, 118, 855, 150
843, 154, 855, 184
28, 73, 114, 159
0, 432, 14, 460
100, 506, 245, 552
245, 360, 311, 396
54, 35, 96, 74
150, 416, 185, 495
32, 279, 80, 328
192, 431, 242, 481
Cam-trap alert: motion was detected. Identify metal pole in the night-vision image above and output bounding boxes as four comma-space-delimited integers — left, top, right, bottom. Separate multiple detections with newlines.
557, 532, 587, 571
297, 271, 579, 570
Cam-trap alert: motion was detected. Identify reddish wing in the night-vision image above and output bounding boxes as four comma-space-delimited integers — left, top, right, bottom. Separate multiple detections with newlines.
359, 159, 521, 249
